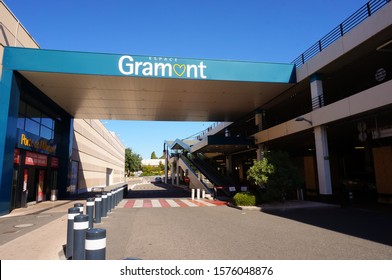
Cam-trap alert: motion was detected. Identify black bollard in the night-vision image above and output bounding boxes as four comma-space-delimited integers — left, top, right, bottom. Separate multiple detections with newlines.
111, 190, 115, 209
86, 197, 95, 229
107, 191, 112, 214
109, 190, 113, 210
101, 191, 108, 218
85, 228, 106, 260
114, 188, 119, 206
94, 194, 102, 224
74, 202, 84, 214
73, 214, 89, 260
66, 207, 80, 259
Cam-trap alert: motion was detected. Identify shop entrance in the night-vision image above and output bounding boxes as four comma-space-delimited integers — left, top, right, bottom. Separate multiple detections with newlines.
24, 167, 46, 204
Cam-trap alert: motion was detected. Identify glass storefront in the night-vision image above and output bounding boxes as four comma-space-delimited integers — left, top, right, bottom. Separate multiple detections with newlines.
11, 85, 65, 208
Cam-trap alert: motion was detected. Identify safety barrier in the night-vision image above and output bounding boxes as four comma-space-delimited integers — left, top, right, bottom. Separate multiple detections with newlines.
292, 0, 390, 68
65, 184, 127, 260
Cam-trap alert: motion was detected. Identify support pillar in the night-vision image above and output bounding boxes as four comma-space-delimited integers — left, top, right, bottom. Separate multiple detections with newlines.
175, 158, 180, 186
310, 74, 325, 109
225, 155, 232, 176
163, 143, 168, 184
170, 163, 174, 184
314, 126, 332, 196
310, 74, 332, 198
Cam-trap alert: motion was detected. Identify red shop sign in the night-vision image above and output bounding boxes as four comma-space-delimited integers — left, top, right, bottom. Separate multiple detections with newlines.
14, 149, 20, 164
25, 151, 48, 167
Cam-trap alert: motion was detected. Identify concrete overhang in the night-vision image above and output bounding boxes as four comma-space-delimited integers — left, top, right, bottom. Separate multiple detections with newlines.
190, 135, 255, 154
2, 47, 296, 121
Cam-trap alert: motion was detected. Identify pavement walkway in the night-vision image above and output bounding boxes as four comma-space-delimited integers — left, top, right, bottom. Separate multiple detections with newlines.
1, 186, 390, 260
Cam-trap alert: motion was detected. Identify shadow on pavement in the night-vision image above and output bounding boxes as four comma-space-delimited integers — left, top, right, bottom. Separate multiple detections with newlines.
263, 206, 392, 246
127, 183, 192, 199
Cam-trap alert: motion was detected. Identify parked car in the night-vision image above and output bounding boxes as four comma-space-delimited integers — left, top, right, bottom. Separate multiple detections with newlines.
155, 177, 162, 182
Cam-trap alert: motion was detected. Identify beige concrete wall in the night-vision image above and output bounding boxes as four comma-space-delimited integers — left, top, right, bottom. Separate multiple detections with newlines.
0, 2, 39, 49
0, 1, 39, 78
72, 119, 125, 192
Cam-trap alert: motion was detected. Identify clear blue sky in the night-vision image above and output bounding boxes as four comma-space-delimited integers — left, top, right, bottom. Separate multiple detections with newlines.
5, 0, 369, 159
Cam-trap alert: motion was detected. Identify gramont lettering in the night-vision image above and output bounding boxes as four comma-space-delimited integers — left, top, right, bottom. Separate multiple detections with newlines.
118, 55, 207, 79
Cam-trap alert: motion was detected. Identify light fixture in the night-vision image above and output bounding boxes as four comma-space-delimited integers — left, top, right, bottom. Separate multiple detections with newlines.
295, 117, 312, 125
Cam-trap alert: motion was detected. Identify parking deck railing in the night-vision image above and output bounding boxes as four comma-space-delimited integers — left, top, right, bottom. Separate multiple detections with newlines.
292, 0, 390, 68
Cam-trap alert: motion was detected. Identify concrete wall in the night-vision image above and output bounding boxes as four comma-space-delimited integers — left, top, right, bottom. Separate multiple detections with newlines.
255, 77, 392, 144
0, 1, 39, 78
0, 2, 125, 193
72, 119, 125, 192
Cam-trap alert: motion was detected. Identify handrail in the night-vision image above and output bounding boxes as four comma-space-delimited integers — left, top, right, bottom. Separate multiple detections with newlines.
292, 0, 390, 68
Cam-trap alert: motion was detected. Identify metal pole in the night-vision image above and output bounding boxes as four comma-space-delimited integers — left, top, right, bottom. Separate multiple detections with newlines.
86, 197, 95, 229
101, 191, 108, 218
111, 190, 115, 209
73, 214, 89, 260
94, 194, 102, 224
85, 228, 106, 260
74, 202, 84, 214
66, 207, 80, 259
107, 191, 112, 214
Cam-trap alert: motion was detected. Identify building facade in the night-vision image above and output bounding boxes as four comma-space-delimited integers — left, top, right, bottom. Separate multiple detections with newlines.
0, 2, 125, 214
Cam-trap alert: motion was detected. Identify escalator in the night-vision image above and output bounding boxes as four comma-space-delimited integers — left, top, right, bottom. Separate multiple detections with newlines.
186, 154, 236, 197
178, 155, 214, 196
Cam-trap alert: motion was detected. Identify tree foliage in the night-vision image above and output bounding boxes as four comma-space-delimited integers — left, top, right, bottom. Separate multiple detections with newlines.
150, 151, 158, 159
125, 148, 142, 176
247, 150, 301, 201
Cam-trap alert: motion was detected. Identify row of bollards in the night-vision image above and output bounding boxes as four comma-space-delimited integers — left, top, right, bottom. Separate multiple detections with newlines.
191, 188, 205, 200
65, 185, 127, 260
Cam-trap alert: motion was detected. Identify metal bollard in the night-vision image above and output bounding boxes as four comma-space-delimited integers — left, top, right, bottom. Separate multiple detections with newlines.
66, 207, 80, 259
202, 190, 205, 199
191, 189, 195, 200
196, 189, 200, 199
111, 190, 115, 209
85, 228, 106, 260
107, 191, 112, 213
95, 194, 102, 224
116, 187, 121, 205
73, 214, 89, 260
113, 188, 117, 206
74, 203, 84, 214
101, 191, 108, 218
86, 197, 95, 229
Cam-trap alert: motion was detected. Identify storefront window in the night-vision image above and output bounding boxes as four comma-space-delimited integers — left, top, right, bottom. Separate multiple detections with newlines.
18, 101, 56, 140
40, 126, 53, 140
25, 118, 40, 135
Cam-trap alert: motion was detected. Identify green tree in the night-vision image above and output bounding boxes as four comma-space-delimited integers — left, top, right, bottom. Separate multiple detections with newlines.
125, 148, 142, 176
247, 150, 301, 201
150, 151, 158, 159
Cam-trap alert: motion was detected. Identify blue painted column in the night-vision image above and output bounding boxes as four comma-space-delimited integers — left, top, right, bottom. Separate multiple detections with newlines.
0, 69, 20, 215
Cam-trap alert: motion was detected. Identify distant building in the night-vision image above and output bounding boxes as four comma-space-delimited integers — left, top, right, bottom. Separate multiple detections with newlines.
141, 159, 164, 167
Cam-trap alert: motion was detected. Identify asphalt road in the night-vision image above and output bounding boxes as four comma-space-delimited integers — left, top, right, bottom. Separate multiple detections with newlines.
1, 181, 391, 260
99, 182, 392, 260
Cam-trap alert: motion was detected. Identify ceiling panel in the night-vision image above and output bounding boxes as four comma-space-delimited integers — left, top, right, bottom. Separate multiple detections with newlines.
19, 71, 293, 121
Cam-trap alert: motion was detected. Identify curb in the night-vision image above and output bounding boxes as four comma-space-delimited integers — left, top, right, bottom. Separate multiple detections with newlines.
228, 200, 340, 211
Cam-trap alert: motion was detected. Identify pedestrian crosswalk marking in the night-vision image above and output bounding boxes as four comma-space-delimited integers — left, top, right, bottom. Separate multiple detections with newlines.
134, 200, 144, 208
181, 199, 198, 207
123, 199, 226, 208
166, 199, 180, 207
151, 200, 161, 207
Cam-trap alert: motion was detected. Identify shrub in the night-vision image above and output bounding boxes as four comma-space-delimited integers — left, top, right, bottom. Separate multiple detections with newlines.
232, 192, 256, 206
247, 150, 302, 202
